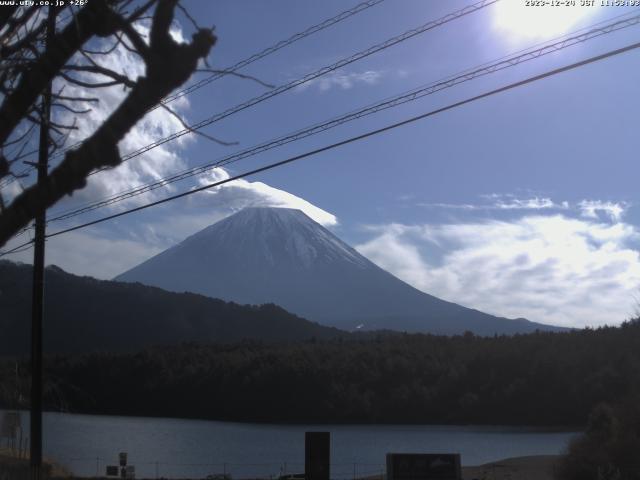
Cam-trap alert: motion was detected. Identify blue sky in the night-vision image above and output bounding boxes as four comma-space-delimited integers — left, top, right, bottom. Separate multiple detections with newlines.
5, 0, 640, 328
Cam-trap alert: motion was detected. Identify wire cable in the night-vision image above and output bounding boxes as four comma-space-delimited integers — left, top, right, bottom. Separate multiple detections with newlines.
82, 0, 499, 175
0, 239, 34, 256
0, 0, 387, 187
160, 0, 387, 107
1, 0, 498, 195
21, 40, 638, 245
41, 11, 640, 226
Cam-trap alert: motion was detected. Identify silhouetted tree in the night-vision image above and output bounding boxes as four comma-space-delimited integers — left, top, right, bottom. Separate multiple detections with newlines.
0, 0, 216, 247
556, 396, 640, 480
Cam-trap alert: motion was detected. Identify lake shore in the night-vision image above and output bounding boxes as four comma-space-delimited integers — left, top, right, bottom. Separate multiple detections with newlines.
2, 410, 575, 479
3, 451, 562, 480
462, 455, 560, 480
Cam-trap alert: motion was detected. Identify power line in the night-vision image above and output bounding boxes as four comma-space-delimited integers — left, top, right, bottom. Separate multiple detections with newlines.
40, 11, 640, 226
84, 0, 498, 175
0, 0, 387, 188
0, 239, 34, 256
26, 40, 640, 244
3, 0, 499, 216
160, 0, 387, 107
4, 27, 638, 258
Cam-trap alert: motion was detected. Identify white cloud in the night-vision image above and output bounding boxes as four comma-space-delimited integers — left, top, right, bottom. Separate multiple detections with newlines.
2, 166, 338, 278
2, 19, 343, 278
194, 168, 337, 227
419, 196, 630, 221
579, 200, 627, 222
418, 202, 479, 211
51, 22, 194, 209
419, 196, 568, 211
493, 197, 562, 210
297, 69, 383, 92
356, 214, 640, 328
356, 224, 431, 289
6, 229, 164, 280
1, 179, 24, 204
44, 20, 342, 229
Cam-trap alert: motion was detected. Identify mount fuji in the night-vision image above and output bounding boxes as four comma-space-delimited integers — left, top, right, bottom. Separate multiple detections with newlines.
115, 207, 563, 335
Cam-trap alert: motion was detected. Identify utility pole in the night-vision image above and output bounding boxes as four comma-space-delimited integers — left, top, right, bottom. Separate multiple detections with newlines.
30, 6, 55, 480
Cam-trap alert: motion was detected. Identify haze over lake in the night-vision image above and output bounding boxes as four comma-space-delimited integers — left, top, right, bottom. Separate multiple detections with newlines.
11, 411, 578, 479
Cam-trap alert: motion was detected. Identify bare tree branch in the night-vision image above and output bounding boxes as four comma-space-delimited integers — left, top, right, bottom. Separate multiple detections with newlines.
59, 71, 125, 89
51, 93, 100, 103
10, 129, 38, 163
62, 65, 136, 88
126, 0, 158, 23
118, 20, 150, 59
49, 119, 78, 131
0, 0, 122, 147
81, 39, 120, 56
0, 19, 46, 61
0, 5, 19, 32
2, 123, 37, 148
177, 3, 200, 30
0, 157, 8, 182
0, 6, 37, 45
0, 0, 217, 246
52, 103, 92, 115
49, 118, 78, 151
158, 103, 237, 146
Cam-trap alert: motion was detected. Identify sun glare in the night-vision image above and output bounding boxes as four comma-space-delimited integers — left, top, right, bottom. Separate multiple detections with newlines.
493, 2, 601, 40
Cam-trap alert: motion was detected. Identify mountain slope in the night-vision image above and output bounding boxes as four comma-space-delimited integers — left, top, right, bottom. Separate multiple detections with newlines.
0, 260, 344, 355
115, 207, 564, 335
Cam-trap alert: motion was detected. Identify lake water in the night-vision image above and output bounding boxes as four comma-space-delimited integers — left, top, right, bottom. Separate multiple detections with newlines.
7, 411, 578, 479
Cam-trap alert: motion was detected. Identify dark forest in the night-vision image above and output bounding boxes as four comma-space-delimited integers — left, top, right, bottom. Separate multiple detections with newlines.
2, 320, 639, 426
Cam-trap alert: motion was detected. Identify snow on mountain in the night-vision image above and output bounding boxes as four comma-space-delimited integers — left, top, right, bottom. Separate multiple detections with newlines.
179, 207, 368, 269
115, 207, 565, 335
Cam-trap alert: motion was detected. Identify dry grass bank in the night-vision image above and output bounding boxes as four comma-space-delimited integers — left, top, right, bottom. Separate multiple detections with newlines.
0, 447, 72, 478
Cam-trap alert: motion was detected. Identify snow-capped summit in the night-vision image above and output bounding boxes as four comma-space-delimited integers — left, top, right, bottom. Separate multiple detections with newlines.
115, 207, 563, 335
176, 207, 367, 269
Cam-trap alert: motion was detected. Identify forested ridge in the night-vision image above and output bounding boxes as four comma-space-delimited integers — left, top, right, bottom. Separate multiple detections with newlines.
2, 321, 639, 426
0, 261, 343, 354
